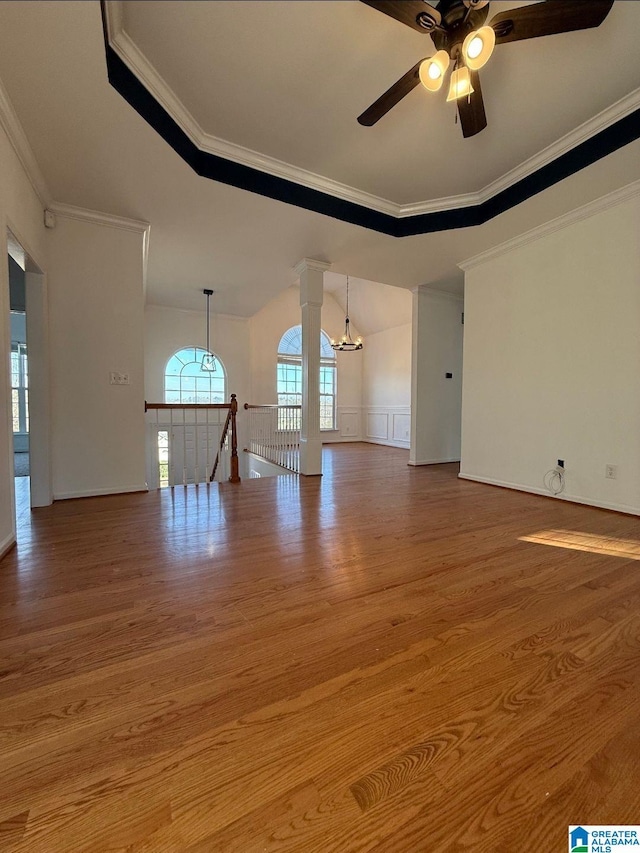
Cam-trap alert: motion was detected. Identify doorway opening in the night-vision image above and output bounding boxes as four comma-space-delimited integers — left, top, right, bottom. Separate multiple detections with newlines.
6, 228, 50, 528
9, 255, 29, 480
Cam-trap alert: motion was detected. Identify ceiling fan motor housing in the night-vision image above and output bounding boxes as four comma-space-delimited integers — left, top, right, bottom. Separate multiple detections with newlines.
417, 10, 439, 31
430, 0, 490, 57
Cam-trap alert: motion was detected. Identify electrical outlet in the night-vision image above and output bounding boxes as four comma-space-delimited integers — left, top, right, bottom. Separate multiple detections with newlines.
605, 464, 617, 480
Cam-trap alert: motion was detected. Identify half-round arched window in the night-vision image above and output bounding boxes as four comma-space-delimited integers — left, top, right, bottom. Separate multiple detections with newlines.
276, 326, 336, 429
164, 347, 227, 404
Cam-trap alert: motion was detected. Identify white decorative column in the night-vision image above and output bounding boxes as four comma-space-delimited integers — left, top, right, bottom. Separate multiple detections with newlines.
294, 259, 330, 476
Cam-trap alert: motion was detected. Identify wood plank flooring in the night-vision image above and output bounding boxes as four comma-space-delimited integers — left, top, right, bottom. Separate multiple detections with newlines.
1, 443, 639, 851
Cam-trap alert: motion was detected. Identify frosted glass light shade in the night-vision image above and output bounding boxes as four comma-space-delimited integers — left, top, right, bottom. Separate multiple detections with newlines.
462, 26, 495, 71
419, 51, 450, 92
446, 66, 474, 101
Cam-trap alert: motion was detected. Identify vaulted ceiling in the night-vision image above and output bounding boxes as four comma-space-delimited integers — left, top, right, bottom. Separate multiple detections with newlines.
0, 0, 639, 315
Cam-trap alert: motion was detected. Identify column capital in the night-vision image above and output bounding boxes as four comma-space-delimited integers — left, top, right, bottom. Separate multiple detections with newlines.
294, 258, 331, 278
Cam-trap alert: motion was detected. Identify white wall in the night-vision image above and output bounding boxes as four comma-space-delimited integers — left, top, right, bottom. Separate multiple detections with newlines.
47, 216, 147, 499
144, 303, 251, 404
362, 322, 412, 448
460, 187, 640, 515
144, 303, 252, 473
249, 286, 363, 442
410, 288, 464, 465
0, 113, 48, 555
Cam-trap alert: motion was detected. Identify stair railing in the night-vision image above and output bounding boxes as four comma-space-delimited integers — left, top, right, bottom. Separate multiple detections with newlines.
211, 394, 240, 483
144, 394, 240, 487
243, 403, 301, 473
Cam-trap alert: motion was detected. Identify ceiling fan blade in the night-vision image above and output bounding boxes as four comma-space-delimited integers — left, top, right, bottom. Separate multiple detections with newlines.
489, 0, 614, 45
457, 72, 487, 138
360, 1, 441, 34
358, 58, 426, 126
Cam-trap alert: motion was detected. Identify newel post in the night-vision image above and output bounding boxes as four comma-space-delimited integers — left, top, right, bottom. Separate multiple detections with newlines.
229, 394, 241, 483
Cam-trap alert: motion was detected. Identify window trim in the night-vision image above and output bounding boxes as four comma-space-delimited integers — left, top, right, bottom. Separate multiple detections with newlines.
164, 346, 227, 404
11, 341, 28, 435
276, 326, 337, 431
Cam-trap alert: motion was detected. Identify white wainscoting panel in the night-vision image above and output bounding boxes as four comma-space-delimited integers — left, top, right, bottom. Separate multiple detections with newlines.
323, 407, 362, 443
366, 411, 388, 441
339, 409, 360, 439
364, 407, 411, 448
392, 412, 411, 443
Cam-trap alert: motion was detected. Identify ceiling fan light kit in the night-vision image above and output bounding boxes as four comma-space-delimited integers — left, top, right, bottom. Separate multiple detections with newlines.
419, 50, 450, 92
462, 25, 496, 71
358, 0, 615, 137
446, 65, 474, 102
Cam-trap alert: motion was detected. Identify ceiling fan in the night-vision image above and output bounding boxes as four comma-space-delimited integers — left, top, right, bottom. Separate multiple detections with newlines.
358, 0, 615, 137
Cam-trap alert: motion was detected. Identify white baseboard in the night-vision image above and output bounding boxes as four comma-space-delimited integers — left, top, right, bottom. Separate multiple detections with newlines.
409, 457, 460, 466
364, 438, 410, 450
0, 532, 16, 561
53, 483, 149, 501
458, 473, 640, 517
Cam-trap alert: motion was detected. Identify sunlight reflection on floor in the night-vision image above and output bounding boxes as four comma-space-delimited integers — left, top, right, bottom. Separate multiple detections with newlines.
519, 529, 640, 560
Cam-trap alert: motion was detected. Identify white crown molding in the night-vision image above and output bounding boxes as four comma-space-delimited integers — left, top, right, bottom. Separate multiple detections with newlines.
102, 0, 123, 44
397, 88, 640, 217
107, 23, 403, 217
49, 201, 151, 291
399, 192, 482, 217
145, 301, 249, 323
474, 88, 640, 207
459, 178, 640, 271
48, 202, 150, 233
415, 286, 464, 302
104, 5, 640, 221
0, 74, 50, 206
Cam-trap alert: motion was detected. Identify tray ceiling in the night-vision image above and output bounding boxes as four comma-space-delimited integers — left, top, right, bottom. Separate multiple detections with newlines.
103, 0, 640, 233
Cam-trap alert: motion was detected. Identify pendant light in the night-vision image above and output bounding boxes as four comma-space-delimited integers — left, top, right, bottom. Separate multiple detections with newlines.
201, 288, 217, 372
331, 277, 363, 352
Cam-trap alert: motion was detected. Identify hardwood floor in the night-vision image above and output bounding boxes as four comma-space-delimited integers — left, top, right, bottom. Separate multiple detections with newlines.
1, 443, 639, 852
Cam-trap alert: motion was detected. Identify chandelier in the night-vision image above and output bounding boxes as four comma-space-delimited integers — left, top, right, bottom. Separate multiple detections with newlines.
201, 288, 217, 371
331, 276, 363, 352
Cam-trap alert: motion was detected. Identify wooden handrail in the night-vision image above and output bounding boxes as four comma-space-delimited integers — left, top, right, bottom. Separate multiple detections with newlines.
244, 403, 302, 409
146, 402, 231, 411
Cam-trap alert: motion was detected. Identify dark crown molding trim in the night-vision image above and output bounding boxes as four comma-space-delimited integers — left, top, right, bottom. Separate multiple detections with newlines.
101, 5, 640, 238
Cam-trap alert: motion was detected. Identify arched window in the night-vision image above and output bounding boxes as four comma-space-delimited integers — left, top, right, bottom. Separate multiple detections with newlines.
164, 347, 226, 404
277, 326, 336, 429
